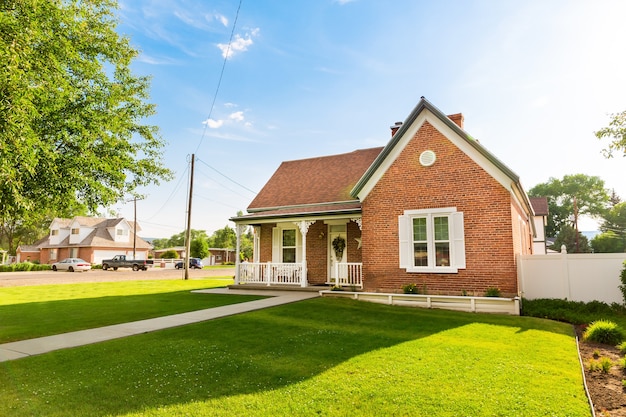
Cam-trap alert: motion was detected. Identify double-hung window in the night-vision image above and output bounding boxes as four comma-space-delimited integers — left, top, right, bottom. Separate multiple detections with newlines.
399, 208, 465, 273
281, 229, 296, 263
272, 226, 301, 264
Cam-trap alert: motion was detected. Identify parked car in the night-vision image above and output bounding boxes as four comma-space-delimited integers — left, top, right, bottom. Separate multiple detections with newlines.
175, 258, 203, 269
101, 255, 153, 271
52, 258, 91, 272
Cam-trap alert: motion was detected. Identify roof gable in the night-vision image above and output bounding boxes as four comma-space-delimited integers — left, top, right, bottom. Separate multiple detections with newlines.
248, 147, 383, 212
352, 97, 521, 200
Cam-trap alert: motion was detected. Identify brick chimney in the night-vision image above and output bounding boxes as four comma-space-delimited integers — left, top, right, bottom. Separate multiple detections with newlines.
448, 113, 464, 129
390, 121, 403, 137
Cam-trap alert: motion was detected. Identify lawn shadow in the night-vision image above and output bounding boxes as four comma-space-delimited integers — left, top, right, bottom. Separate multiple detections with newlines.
0, 296, 577, 416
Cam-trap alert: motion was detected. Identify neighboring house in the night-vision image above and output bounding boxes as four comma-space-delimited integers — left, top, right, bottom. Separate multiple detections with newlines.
153, 246, 187, 259
16, 240, 44, 263
231, 97, 540, 297
36, 216, 151, 264
207, 248, 236, 265
529, 197, 549, 254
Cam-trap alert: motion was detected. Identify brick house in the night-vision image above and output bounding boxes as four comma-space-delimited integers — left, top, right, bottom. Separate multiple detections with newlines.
231, 98, 538, 297
35, 216, 152, 265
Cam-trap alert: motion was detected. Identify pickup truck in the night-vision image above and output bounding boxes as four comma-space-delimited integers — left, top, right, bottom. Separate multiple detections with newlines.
101, 255, 153, 271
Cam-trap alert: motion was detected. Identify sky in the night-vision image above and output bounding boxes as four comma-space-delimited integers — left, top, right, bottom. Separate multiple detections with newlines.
111, 0, 626, 238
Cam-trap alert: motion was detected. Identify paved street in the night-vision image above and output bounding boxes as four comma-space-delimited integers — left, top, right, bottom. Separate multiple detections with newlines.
0, 267, 236, 287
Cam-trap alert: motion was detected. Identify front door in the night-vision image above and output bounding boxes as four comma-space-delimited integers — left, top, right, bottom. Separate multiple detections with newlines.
328, 229, 347, 284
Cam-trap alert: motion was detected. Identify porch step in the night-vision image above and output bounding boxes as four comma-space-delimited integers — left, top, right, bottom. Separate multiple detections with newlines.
227, 284, 326, 292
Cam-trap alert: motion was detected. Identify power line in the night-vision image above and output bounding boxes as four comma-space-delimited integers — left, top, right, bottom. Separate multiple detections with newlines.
196, 157, 257, 195
194, 0, 244, 154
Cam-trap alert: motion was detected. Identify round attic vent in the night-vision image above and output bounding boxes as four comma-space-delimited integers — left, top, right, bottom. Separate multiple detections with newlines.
419, 150, 436, 167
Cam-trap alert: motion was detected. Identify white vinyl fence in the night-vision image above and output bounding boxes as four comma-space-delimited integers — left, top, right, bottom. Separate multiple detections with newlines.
518, 253, 626, 304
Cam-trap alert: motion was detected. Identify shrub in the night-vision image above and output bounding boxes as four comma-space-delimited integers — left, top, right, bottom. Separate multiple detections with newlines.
583, 320, 625, 345
619, 357, 626, 370
620, 261, 626, 306
13, 262, 34, 272
618, 341, 626, 354
330, 285, 343, 291
485, 287, 501, 297
160, 250, 179, 259
402, 283, 418, 294
521, 298, 626, 325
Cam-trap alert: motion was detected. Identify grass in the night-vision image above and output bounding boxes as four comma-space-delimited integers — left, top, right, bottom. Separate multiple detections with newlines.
0, 289, 591, 416
0, 279, 265, 343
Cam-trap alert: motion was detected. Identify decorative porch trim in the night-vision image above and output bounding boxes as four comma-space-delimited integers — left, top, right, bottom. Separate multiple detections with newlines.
350, 217, 362, 230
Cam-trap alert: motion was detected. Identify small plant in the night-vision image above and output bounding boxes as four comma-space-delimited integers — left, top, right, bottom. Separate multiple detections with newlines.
461, 289, 468, 296
583, 320, 626, 345
599, 357, 614, 374
402, 283, 419, 294
622, 379, 626, 389
619, 341, 626, 354
587, 359, 600, 372
330, 285, 343, 291
593, 349, 601, 359
485, 287, 501, 297
619, 357, 626, 370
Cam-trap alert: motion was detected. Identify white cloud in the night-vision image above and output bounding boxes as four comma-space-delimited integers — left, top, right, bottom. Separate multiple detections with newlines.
216, 28, 260, 59
202, 118, 224, 128
215, 13, 228, 27
229, 111, 244, 122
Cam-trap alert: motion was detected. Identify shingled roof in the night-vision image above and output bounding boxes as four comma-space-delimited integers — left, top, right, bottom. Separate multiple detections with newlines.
242, 147, 383, 219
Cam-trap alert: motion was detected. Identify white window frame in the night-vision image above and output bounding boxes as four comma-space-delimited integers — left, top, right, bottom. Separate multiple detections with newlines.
272, 225, 302, 264
399, 207, 465, 273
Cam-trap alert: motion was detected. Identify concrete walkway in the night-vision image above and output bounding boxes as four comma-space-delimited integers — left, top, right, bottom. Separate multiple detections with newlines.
0, 289, 319, 363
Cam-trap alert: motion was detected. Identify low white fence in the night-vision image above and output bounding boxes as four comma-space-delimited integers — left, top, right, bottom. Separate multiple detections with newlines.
321, 291, 520, 315
518, 253, 626, 304
238, 262, 303, 286
330, 262, 363, 288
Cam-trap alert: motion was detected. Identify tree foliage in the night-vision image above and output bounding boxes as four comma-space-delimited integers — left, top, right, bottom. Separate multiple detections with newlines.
0, 0, 172, 221
591, 231, 625, 253
208, 226, 236, 249
529, 174, 609, 237
592, 202, 626, 253
595, 110, 626, 158
551, 225, 591, 253
190, 237, 209, 259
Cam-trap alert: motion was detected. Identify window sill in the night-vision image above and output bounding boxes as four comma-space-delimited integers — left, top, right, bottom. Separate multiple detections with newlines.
404, 266, 458, 274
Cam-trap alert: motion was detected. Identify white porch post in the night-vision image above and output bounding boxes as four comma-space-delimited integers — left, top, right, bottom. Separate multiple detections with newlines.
295, 220, 315, 287
234, 224, 245, 285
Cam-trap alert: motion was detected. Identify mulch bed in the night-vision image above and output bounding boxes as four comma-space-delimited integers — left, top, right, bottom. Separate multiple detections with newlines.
576, 325, 626, 416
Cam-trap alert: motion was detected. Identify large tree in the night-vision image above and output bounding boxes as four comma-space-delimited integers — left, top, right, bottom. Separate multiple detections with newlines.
595, 110, 626, 158
0, 1, 171, 223
528, 174, 609, 238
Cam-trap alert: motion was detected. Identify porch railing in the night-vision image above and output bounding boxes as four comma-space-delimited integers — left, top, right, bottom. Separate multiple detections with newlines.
238, 262, 303, 286
331, 262, 363, 288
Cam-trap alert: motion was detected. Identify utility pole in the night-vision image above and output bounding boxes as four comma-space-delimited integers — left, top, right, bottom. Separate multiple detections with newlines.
133, 197, 137, 259
184, 154, 195, 280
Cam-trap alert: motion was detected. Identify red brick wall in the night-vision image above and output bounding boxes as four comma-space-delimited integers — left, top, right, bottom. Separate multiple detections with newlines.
361, 120, 521, 297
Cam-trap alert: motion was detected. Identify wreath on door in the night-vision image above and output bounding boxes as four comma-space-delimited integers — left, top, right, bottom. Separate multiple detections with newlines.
332, 236, 346, 259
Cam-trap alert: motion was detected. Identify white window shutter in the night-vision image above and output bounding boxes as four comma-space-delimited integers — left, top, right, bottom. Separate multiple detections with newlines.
398, 214, 410, 268
451, 212, 466, 269
272, 227, 280, 263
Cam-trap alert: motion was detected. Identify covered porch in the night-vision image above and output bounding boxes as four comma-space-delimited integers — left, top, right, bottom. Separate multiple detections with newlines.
232, 217, 364, 289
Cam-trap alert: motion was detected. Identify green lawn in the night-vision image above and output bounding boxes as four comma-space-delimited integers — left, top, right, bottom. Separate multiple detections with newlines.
0, 279, 265, 343
0, 288, 591, 417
